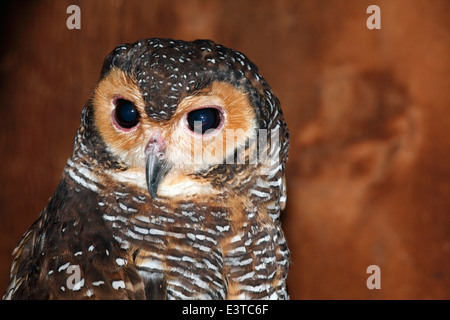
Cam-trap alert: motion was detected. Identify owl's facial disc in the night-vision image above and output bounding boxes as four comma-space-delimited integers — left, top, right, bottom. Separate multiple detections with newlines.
145, 132, 170, 199
93, 68, 258, 198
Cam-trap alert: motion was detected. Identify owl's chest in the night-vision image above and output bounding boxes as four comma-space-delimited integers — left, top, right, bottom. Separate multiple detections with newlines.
99, 193, 285, 299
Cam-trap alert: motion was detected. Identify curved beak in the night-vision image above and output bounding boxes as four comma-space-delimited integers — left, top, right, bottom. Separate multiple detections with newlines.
145, 140, 170, 199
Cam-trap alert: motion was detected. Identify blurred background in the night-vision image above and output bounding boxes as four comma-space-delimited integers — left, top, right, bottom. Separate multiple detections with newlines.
0, 0, 449, 299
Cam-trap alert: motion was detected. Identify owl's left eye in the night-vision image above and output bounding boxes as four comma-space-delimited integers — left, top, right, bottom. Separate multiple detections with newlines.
187, 107, 223, 134
114, 99, 140, 129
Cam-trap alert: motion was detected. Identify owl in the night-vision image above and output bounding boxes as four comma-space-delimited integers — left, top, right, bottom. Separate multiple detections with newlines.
3, 38, 290, 300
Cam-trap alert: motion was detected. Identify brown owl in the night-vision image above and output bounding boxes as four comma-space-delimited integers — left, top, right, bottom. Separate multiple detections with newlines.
4, 38, 290, 300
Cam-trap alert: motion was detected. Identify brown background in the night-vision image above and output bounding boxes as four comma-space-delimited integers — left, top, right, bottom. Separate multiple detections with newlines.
0, 0, 449, 299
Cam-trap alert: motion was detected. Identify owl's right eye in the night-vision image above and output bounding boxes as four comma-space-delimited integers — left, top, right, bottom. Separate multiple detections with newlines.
114, 99, 140, 129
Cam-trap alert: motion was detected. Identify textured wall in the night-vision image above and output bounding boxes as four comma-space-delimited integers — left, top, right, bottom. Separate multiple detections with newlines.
0, 0, 449, 299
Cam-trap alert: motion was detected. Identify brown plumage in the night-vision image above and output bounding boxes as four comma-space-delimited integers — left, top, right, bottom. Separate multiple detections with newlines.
3, 38, 289, 300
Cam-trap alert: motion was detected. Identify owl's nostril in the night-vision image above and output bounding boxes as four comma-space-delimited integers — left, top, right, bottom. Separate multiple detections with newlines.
145, 132, 166, 157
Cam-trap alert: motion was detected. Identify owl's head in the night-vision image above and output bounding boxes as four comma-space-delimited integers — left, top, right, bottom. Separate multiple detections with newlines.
75, 39, 288, 200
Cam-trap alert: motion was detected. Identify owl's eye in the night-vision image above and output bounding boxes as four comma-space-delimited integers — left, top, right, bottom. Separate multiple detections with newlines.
114, 99, 140, 129
187, 107, 222, 134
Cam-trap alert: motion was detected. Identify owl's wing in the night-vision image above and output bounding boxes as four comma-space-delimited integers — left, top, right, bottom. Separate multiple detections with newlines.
3, 178, 146, 300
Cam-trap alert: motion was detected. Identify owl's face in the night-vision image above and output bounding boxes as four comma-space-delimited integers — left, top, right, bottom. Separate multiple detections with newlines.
79, 39, 288, 200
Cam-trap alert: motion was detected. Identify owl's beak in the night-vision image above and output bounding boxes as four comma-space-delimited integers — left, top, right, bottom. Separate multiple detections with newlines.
145, 136, 169, 199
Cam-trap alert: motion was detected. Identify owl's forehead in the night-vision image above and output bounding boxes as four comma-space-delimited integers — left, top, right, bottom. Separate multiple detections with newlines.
101, 38, 258, 121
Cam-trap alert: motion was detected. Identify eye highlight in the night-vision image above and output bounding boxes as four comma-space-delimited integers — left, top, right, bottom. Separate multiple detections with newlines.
114, 99, 140, 129
187, 107, 222, 134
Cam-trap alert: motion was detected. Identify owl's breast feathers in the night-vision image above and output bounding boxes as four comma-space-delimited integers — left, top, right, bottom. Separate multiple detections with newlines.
5, 164, 288, 299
